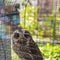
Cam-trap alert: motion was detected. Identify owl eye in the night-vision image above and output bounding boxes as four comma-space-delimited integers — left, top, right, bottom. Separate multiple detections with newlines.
13, 30, 20, 39
24, 33, 29, 38
14, 32, 20, 39
24, 31, 30, 38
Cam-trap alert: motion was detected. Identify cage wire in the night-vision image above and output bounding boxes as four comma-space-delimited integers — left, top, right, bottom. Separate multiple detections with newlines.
0, 0, 60, 60
0, 1, 11, 60
24, 0, 56, 41
0, 0, 20, 60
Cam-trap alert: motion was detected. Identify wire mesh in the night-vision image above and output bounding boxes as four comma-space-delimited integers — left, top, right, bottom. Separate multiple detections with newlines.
0, 0, 60, 60
0, 0, 20, 60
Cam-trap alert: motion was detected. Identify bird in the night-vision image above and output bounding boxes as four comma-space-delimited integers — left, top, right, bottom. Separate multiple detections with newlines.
12, 27, 43, 60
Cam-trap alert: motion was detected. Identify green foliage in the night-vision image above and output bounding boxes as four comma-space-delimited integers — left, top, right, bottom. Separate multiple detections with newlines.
19, 4, 39, 34
38, 43, 60, 60
18, 1, 60, 40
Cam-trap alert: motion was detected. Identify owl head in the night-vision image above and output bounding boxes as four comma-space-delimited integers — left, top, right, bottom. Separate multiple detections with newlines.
12, 27, 32, 45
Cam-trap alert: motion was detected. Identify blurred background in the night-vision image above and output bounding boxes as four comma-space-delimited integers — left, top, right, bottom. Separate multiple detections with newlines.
0, 0, 60, 60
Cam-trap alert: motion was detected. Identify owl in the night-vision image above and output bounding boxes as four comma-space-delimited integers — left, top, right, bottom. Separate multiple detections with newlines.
12, 27, 43, 60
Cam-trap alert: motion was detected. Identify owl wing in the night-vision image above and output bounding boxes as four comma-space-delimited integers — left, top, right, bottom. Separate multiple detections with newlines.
28, 39, 43, 60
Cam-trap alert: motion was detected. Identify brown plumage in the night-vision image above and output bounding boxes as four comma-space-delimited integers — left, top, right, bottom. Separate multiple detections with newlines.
12, 27, 43, 60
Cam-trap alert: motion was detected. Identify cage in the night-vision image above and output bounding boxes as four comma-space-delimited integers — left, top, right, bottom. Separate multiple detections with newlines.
0, 0, 60, 60
0, 0, 20, 60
